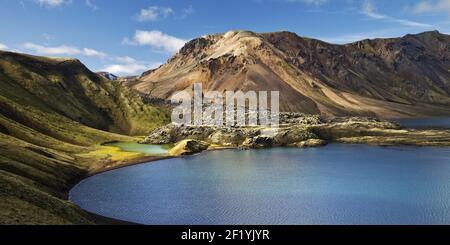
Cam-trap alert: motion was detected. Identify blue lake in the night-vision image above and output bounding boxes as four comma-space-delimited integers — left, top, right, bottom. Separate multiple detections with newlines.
70, 144, 450, 225
395, 117, 450, 129
104, 142, 169, 155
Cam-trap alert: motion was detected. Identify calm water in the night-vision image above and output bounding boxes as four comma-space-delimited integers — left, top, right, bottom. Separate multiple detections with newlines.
395, 117, 450, 129
104, 142, 169, 155
70, 144, 450, 225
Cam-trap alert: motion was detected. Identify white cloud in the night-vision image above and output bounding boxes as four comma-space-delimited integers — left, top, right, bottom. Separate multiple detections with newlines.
22, 42, 159, 75
102, 63, 150, 75
178, 5, 194, 19
115, 56, 136, 63
361, 0, 433, 28
35, 0, 66, 7
85, 0, 98, 11
33, 0, 97, 9
102, 57, 162, 75
123, 30, 187, 53
0, 43, 8, 50
412, 0, 450, 14
23, 43, 107, 58
82, 48, 106, 57
361, 1, 386, 19
136, 6, 174, 22
24, 43, 80, 55
19, 41, 158, 76
393, 19, 433, 28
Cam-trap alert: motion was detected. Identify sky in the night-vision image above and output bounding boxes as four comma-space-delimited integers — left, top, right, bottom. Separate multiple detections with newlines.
1, 0, 450, 76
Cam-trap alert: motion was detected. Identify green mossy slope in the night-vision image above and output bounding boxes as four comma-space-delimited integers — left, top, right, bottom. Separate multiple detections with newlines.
0, 51, 169, 224
0, 51, 168, 136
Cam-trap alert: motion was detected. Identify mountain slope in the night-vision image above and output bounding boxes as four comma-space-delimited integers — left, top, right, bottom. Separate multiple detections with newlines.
134, 30, 450, 118
0, 51, 168, 136
0, 51, 169, 224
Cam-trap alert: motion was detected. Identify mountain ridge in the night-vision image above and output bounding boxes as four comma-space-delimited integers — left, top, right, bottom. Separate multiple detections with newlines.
0, 50, 168, 135
133, 30, 450, 118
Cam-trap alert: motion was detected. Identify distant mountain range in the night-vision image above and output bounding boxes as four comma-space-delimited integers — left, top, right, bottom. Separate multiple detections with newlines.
133, 30, 450, 118
97, 72, 118, 81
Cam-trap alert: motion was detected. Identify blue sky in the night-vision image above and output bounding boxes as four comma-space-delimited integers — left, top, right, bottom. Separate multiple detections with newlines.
1, 0, 450, 75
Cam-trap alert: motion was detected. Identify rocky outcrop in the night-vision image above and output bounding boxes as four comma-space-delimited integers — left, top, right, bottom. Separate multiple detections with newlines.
334, 130, 450, 146
292, 139, 328, 148
311, 117, 402, 140
241, 136, 275, 149
310, 117, 450, 146
141, 125, 215, 144
142, 114, 324, 149
169, 139, 210, 156
279, 113, 323, 125
274, 125, 319, 146
141, 124, 176, 144
208, 127, 250, 146
141, 116, 450, 149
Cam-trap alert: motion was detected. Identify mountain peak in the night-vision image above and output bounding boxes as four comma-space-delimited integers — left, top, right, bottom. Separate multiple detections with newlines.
207, 30, 265, 59
403, 30, 446, 40
175, 29, 266, 64
416, 30, 441, 35
222, 30, 259, 38
97, 72, 118, 81
136, 30, 450, 118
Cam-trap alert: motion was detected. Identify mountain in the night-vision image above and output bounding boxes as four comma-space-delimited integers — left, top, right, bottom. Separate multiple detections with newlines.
0, 51, 168, 136
133, 30, 450, 118
0, 51, 169, 224
97, 72, 118, 81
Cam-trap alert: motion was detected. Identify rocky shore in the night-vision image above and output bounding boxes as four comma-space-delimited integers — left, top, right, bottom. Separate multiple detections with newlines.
141, 114, 450, 155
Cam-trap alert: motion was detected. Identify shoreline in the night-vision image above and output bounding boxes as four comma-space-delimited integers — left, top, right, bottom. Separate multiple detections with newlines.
66, 122, 450, 225
66, 146, 239, 225
65, 155, 173, 225
67, 141, 450, 225
67, 144, 300, 225
87, 155, 174, 176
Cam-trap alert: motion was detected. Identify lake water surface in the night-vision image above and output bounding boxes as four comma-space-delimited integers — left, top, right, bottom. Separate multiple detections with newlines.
70, 144, 450, 225
104, 142, 169, 155
395, 117, 450, 129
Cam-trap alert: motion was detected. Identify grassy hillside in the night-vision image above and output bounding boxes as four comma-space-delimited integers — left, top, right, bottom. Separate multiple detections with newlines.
0, 51, 169, 224
0, 51, 168, 135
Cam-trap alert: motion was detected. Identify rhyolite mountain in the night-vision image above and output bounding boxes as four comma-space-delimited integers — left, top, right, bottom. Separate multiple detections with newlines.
0, 51, 169, 224
133, 30, 450, 118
